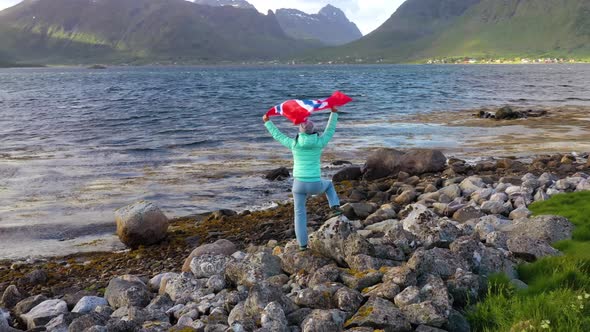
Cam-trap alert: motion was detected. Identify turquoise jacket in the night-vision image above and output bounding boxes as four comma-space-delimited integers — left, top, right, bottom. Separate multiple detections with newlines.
265, 112, 339, 182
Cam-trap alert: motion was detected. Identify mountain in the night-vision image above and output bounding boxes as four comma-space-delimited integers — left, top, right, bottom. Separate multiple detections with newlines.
193, 0, 255, 10
311, 0, 590, 63
275, 5, 363, 46
0, 0, 317, 65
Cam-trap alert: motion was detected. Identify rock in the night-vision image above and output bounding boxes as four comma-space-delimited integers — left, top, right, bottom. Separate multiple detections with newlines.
401, 301, 447, 327
341, 270, 383, 291
301, 309, 347, 332
507, 236, 561, 261
333, 287, 364, 314
190, 254, 232, 278
459, 176, 486, 195
226, 249, 282, 288
394, 286, 420, 308
383, 265, 417, 288
365, 219, 401, 233
21, 299, 68, 329
362, 148, 446, 180
45, 313, 83, 332
407, 248, 470, 280
286, 308, 313, 326
471, 188, 494, 205
345, 254, 397, 271
394, 190, 417, 205
342, 202, 378, 220
362, 281, 400, 302
115, 201, 169, 248
445, 309, 471, 332
576, 179, 590, 191
508, 207, 532, 220
261, 302, 289, 331
206, 274, 226, 292
364, 204, 398, 226
308, 216, 373, 267
228, 302, 256, 331
279, 249, 333, 275
401, 204, 461, 248
162, 273, 203, 302
446, 269, 482, 307
501, 215, 574, 244
68, 312, 110, 332
438, 185, 461, 200
416, 325, 447, 332
490, 192, 508, 202
244, 282, 297, 321
149, 272, 179, 292
452, 206, 485, 223
293, 287, 334, 309
495, 106, 521, 120
534, 190, 549, 202
72, 296, 108, 314
333, 167, 363, 182
23, 269, 48, 286
182, 239, 237, 272
344, 296, 411, 331
1, 285, 23, 309
480, 201, 511, 216
14, 294, 48, 316
266, 167, 290, 181
104, 275, 151, 309
485, 231, 508, 250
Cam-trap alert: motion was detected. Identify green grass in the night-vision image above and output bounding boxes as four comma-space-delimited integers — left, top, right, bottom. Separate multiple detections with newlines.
467, 191, 590, 332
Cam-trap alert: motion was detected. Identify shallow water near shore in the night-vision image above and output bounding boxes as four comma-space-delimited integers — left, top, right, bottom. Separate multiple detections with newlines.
1, 64, 590, 259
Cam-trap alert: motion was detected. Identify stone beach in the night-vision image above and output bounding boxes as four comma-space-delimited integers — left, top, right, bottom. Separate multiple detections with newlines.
1, 146, 589, 331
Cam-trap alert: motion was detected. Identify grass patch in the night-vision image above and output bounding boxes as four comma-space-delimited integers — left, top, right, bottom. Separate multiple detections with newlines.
467, 191, 590, 331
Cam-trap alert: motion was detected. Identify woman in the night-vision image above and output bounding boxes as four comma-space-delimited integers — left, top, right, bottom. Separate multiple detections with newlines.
263, 107, 342, 251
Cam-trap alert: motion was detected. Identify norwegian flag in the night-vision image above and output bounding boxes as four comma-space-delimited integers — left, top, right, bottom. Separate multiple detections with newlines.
266, 91, 353, 125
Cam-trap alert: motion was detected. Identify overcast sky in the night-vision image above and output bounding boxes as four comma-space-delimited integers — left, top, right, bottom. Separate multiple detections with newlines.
0, 0, 404, 35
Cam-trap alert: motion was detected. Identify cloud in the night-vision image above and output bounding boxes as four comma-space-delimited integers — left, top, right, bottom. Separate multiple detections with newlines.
0, 0, 21, 10
248, 0, 405, 35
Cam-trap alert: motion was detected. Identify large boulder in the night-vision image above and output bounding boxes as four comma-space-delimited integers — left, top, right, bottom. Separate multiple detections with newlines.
407, 248, 470, 280
115, 201, 169, 248
507, 236, 561, 261
14, 295, 48, 316
401, 204, 462, 248
500, 215, 574, 244
225, 249, 282, 288
182, 239, 237, 272
344, 296, 411, 331
104, 275, 151, 309
362, 149, 446, 181
308, 216, 373, 267
244, 282, 297, 322
333, 167, 363, 182
265, 167, 290, 181
20, 299, 68, 329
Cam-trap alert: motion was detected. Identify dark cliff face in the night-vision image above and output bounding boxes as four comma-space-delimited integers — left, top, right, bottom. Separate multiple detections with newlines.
0, 0, 317, 64
275, 5, 363, 46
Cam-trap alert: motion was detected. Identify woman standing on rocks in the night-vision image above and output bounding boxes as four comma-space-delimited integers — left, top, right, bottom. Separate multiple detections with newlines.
263, 107, 342, 251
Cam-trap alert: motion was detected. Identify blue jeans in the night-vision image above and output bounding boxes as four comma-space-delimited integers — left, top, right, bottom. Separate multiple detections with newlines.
292, 179, 340, 247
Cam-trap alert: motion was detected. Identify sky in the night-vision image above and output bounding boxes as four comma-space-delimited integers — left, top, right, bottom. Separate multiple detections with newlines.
0, 0, 404, 35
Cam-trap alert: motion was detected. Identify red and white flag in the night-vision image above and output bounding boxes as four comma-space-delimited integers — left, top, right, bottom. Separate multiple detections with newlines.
266, 91, 353, 125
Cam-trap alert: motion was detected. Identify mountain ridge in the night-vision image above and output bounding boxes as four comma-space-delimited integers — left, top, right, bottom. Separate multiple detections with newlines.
0, 0, 317, 65
308, 0, 590, 63
275, 4, 362, 46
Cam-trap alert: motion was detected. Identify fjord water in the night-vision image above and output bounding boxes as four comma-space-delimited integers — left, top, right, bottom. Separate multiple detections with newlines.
1, 65, 589, 258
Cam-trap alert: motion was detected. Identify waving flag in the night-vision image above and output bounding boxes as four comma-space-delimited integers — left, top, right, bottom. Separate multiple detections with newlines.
266, 91, 353, 125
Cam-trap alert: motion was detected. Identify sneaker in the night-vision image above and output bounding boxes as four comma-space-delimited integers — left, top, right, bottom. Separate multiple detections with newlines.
328, 205, 343, 218
299, 245, 308, 252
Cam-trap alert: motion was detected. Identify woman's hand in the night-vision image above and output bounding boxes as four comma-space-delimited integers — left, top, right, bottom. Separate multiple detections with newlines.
331, 107, 339, 113
263, 114, 270, 122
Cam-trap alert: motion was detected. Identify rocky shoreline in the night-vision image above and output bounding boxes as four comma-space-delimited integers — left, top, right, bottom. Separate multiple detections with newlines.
1, 149, 590, 331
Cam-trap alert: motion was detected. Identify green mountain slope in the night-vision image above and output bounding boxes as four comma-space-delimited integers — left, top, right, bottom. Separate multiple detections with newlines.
0, 0, 317, 65
309, 0, 590, 63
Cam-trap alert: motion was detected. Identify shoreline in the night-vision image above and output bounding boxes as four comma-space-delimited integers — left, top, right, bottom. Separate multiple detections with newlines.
1, 148, 589, 297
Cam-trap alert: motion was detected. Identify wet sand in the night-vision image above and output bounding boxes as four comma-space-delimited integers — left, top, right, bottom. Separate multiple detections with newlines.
389, 105, 590, 159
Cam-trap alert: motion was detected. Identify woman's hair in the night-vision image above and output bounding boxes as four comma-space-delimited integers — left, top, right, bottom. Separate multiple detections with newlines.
299, 120, 315, 134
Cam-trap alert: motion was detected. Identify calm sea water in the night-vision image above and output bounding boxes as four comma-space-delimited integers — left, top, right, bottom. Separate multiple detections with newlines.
1, 64, 589, 258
